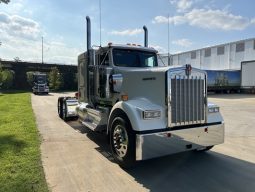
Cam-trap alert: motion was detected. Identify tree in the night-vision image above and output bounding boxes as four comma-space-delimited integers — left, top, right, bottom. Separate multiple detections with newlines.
14, 57, 21, 62
26, 72, 34, 86
49, 67, 63, 91
0, 69, 14, 89
0, 63, 3, 88
0, 0, 10, 4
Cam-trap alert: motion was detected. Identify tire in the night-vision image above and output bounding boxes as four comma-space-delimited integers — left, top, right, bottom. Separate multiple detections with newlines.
110, 114, 136, 168
196, 146, 214, 152
58, 97, 64, 119
62, 99, 68, 121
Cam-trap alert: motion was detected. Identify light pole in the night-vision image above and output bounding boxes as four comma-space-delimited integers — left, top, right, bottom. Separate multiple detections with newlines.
167, 14, 170, 66
42, 36, 44, 64
99, 0, 102, 47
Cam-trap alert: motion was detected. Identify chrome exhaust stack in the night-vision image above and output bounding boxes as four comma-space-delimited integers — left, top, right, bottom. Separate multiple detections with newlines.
86, 16, 93, 107
143, 26, 148, 47
86, 16, 91, 51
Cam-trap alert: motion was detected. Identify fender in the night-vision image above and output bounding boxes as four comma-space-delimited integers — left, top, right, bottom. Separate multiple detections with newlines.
207, 102, 224, 123
108, 97, 167, 132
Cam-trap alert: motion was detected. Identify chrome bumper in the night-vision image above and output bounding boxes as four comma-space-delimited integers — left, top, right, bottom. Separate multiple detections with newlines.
136, 123, 224, 161
33, 88, 49, 92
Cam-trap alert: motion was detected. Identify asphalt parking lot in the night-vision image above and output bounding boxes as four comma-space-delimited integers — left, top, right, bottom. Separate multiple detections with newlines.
32, 93, 255, 192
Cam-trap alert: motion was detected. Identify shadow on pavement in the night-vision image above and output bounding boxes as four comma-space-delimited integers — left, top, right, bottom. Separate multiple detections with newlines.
67, 121, 255, 192
208, 93, 255, 100
33, 93, 54, 96
127, 151, 255, 192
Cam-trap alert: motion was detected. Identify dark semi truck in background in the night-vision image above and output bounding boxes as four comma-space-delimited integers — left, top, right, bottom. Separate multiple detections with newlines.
32, 72, 49, 94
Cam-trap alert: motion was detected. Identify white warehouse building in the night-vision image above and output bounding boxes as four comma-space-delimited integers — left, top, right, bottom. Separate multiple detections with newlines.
160, 38, 255, 70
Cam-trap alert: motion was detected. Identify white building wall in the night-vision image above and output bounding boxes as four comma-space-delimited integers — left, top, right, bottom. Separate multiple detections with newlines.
190, 50, 201, 68
168, 38, 255, 70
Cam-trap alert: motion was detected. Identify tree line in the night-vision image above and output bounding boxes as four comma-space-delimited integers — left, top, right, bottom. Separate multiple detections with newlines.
0, 64, 77, 91
27, 67, 77, 91
0, 63, 14, 89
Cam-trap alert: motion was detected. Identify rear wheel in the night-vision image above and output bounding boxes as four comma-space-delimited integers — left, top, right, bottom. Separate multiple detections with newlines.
62, 100, 68, 121
196, 146, 214, 152
110, 115, 136, 168
58, 97, 64, 119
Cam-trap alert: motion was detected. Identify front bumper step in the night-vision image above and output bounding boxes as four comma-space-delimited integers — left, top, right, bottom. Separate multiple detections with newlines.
136, 123, 224, 160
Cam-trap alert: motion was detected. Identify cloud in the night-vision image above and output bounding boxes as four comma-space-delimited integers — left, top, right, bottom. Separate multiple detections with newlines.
0, 12, 40, 40
109, 29, 143, 36
185, 9, 250, 30
150, 45, 166, 53
0, 33, 82, 64
153, 9, 252, 31
251, 18, 255, 24
169, 0, 193, 12
172, 39, 193, 47
177, 0, 193, 12
0, 12, 82, 64
152, 15, 186, 25
0, 12, 10, 23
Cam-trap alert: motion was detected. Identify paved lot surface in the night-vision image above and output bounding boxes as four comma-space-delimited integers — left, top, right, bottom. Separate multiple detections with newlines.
32, 93, 255, 192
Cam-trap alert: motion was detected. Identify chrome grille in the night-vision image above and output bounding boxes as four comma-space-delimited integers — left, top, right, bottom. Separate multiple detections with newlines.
171, 75, 205, 125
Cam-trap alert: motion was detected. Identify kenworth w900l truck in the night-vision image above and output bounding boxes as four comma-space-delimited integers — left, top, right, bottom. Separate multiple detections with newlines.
58, 16, 224, 168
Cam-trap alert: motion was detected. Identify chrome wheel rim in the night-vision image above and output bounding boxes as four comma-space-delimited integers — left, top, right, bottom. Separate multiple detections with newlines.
113, 125, 128, 158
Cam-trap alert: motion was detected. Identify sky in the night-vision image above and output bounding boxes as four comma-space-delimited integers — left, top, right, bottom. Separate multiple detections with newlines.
0, 0, 255, 64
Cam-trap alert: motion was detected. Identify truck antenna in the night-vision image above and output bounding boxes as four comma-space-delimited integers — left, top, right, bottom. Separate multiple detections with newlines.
99, 0, 102, 47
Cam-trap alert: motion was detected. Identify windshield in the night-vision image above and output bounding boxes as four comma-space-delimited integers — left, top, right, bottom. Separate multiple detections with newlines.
35, 75, 47, 84
113, 49, 158, 67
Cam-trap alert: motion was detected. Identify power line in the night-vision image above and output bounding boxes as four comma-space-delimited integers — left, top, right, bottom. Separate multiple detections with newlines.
99, 0, 102, 47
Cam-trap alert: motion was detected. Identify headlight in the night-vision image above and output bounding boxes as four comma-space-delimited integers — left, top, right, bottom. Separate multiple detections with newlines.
143, 110, 161, 119
208, 107, 220, 113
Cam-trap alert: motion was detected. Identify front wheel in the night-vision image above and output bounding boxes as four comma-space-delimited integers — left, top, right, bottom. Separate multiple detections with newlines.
110, 115, 136, 168
196, 146, 214, 152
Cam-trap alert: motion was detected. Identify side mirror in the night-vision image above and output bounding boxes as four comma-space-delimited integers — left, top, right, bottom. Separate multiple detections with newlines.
110, 74, 123, 93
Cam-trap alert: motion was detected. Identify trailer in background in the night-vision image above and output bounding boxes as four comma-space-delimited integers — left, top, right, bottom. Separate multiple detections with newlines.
206, 70, 241, 93
241, 60, 255, 93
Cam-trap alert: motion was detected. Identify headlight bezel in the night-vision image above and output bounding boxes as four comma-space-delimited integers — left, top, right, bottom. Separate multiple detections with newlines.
143, 110, 161, 119
208, 106, 220, 113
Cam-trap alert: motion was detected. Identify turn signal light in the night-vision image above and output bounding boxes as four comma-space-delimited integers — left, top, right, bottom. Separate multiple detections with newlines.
75, 92, 80, 98
121, 95, 129, 101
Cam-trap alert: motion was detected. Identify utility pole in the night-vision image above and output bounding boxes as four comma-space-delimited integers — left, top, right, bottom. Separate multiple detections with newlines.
42, 36, 44, 64
167, 14, 170, 66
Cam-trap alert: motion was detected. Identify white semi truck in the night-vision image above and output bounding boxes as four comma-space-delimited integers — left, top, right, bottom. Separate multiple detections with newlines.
58, 16, 224, 168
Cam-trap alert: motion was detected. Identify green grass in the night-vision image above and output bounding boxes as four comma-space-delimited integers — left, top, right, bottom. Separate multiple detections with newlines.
0, 93, 48, 192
